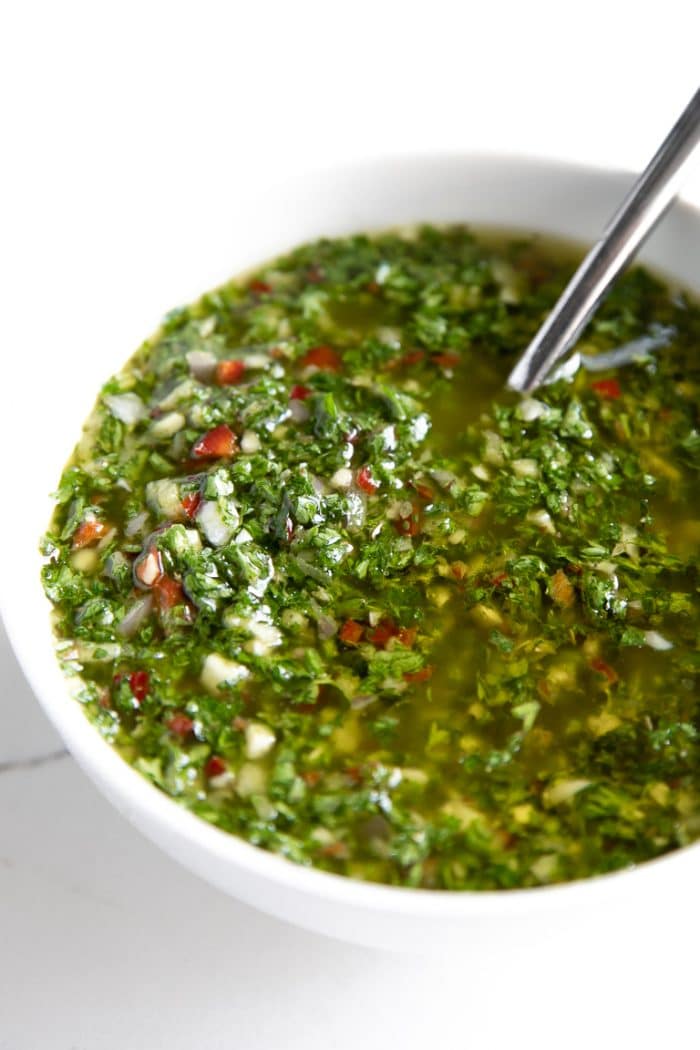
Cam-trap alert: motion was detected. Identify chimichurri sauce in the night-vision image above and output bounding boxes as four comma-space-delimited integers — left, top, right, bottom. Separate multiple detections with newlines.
42, 227, 700, 890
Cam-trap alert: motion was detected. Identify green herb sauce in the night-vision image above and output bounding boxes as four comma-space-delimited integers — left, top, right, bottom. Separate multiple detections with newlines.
41, 227, 700, 890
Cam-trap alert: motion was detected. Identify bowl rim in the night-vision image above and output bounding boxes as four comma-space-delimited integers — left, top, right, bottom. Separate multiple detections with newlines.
4, 148, 700, 921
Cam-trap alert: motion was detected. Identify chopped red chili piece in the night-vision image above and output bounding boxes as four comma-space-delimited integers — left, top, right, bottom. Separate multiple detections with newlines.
356, 465, 379, 494
301, 770, 322, 787
319, 841, 349, 859
433, 351, 461, 368
290, 384, 312, 400
491, 572, 509, 587
386, 348, 425, 371
204, 755, 227, 779
396, 626, 417, 648
72, 519, 109, 549
339, 619, 364, 645
181, 492, 201, 519
393, 504, 421, 536
367, 620, 398, 648
411, 480, 434, 501
366, 280, 380, 295
591, 378, 621, 400
590, 658, 618, 684
300, 345, 341, 371
128, 670, 150, 703
168, 712, 194, 736
404, 665, 434, 684
249, 279, 272, 294
215, 359, 246, 385
152, 575, 184, 611
192, 424, 238, 458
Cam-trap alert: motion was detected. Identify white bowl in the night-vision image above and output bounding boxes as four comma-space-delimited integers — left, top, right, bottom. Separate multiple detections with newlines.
3, 154, 700, 953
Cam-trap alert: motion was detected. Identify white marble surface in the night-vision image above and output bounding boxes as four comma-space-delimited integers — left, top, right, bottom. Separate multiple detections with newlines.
2, 600, 699, 1050
2, 603, 699, 1049
3, 4, 700, 1046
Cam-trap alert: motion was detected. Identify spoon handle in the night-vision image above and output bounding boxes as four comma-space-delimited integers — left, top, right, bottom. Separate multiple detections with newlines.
507, 86, 700, 394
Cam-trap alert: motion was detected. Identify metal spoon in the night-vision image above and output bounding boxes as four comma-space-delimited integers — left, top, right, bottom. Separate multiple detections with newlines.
507, 87, 700, 394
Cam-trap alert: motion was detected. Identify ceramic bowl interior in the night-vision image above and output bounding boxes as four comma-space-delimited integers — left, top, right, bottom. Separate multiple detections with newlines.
3, 154, 699, 952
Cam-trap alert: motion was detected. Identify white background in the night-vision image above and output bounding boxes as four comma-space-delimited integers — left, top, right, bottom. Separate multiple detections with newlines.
1, 3, 699, 1048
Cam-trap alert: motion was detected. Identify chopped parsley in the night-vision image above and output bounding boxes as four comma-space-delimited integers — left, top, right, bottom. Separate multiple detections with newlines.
41, 227, 700, 890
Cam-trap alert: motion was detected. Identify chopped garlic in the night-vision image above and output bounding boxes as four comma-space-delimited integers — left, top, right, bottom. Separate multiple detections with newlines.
245, 722, 276, 759
145, 478, 183, 520
330, 467, 353, 490
542, 779, 591, 808
103, 392, 147, 425
512, 458, 540, 479
526, 508, 555, 534
200, 653, 250, 694
240, 429, 261, 454
517, 398, 548, 422
71, 548, 99, 573
150, 411, 185, 439
245, 620, 283, 656
197, 499, 238, 546
236, 762, 268, 797
643, 630, 674, 652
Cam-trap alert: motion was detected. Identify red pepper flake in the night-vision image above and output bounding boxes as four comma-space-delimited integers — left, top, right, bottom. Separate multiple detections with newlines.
72, 519, 109, 549
319, 841, 349, 860
249, 279, 272, 295
590, 658, 619, 685
396, 626, 417, 648
591, 378, 622, 400
168, 712, 194, 736
344, 765, 363, 784
215, 359, 246, 386
339, 619, 364, 646
433, 351, 461, 369
366, 281, 380, 295
128, 670, 150, 703
550, 568, 575, 609
204, 755, 227, 779
410, 480, 434, 501
404, 665, 434, 684
181, 492, 202, 519
537, 678, 551, 700
152, 575, 184, 611
393, 504, 421, 537
491, 572, 508, 587
300, 345, 341, 371
301, 770, 322, 787
356, 465, 379, 494
367, 620, 415, 649
367, 620, 398, 648
290, 384, 312, 400
192, 423, 238, 459
386, 348, 425, 371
